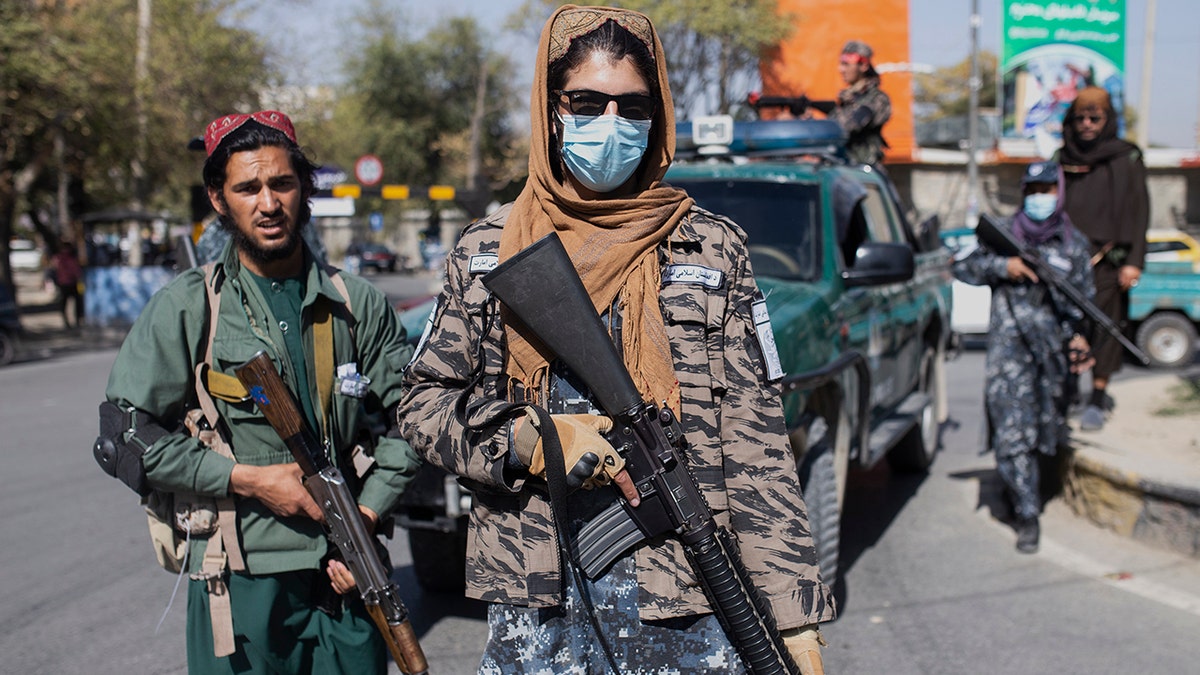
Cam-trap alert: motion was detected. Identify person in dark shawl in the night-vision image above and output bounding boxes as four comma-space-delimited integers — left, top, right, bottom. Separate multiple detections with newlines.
1056, 86, 1149, 431
953, 161, 1096, 553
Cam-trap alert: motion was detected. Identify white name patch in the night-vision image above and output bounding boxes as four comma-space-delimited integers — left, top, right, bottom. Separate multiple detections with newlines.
751, 297, 784, 381
469, 254, 499, 274
663, 264, 724, 289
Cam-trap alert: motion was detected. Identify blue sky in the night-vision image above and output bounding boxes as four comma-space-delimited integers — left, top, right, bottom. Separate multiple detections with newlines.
249, 0, 1198, 148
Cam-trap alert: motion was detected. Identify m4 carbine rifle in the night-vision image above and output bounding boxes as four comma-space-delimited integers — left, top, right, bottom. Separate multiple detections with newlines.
975, 213, 1151, 366
482, 233, 800, 675
234, 352, 429, 675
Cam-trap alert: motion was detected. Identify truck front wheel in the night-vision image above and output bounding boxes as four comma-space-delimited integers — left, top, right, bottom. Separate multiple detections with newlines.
798, 425, 842, 590
1135, 312, 1198, 369
888, 345, 941, 473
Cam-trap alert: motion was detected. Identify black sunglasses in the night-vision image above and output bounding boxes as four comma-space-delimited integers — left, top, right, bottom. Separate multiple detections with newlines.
1072, 114, 1105, 124
553, 89, 657, 121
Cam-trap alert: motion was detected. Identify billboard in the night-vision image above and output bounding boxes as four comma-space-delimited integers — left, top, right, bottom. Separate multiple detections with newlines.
1001, 0, 1126, 155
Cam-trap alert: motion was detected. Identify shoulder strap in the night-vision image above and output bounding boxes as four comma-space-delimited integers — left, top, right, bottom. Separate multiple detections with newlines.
195, 261, 242, 658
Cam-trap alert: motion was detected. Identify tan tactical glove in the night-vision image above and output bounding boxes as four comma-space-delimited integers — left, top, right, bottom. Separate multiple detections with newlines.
781, 625, 826, 675
513, 412, 625, 491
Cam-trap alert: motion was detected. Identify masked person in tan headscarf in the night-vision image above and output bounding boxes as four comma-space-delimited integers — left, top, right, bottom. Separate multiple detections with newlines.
398, 5, 833, 673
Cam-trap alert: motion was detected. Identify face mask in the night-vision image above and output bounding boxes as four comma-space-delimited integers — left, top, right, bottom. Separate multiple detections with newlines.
1023, 193, 1057, 221
558, 113, 652, 193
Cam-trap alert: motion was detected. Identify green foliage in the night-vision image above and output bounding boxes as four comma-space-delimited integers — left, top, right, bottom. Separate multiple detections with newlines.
914, 51, 998, 122
512, 0, 792, 115
315, 5, 520, 218
0, 0, 274, 263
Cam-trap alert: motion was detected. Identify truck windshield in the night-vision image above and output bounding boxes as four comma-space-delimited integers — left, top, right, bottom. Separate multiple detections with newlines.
671, 180, 821, 281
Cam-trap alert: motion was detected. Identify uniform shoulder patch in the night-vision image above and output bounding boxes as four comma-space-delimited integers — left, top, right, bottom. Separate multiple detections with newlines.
469, 254, 499, 275
751, 292, 784, 381
662, 264, 723, 289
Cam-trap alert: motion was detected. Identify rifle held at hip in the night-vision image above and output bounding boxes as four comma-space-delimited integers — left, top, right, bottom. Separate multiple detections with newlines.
234, 351, 429, 675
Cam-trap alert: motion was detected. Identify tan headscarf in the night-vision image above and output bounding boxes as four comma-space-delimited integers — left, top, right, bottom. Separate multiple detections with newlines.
499, 5, 692, 413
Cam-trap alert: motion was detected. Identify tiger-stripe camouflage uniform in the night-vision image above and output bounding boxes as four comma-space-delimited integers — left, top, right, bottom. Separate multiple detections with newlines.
952, 220, 1095, 521
398, 203, 835, 651
832, 74, 891, 166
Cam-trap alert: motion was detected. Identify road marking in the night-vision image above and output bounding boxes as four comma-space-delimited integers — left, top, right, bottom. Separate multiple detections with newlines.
1036, 538, 1200, 617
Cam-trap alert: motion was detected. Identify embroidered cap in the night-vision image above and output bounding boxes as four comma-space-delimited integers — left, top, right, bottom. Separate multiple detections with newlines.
204, 110, 297, 157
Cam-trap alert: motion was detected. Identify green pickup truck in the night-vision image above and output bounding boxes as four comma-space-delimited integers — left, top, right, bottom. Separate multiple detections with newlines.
394, 117, 954, 592
666, 117, 953, 586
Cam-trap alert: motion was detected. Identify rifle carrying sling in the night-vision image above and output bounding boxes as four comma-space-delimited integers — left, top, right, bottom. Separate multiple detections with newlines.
151, 261, 354, 657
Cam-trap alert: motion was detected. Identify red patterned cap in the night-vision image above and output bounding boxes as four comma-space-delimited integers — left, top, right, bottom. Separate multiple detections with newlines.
204, 110, 297, 157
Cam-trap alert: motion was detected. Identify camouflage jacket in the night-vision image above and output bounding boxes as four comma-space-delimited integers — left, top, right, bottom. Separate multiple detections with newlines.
832, 75, 892, 165
398, 203, 836, 628
952, 220, 1095, 457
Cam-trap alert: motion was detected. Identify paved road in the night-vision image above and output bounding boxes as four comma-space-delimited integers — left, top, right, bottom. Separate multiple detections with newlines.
1, 332, 1197, 673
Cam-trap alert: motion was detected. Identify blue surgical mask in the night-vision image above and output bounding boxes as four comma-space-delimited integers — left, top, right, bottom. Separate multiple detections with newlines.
1023, 193, 1057, 221
558, 113, 652, 193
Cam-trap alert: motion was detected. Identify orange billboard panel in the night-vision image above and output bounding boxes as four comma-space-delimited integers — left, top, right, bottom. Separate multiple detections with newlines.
761, 0, 914, 161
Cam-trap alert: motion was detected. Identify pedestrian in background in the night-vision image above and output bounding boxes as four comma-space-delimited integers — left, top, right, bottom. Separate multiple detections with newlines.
398, 5, 832, 673
50, 240, 84, 328
1056, 86, 1149, 431
953, 161, 1095, 553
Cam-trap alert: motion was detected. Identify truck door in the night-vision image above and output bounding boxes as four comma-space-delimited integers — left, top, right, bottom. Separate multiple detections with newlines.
855, 182, 912, 412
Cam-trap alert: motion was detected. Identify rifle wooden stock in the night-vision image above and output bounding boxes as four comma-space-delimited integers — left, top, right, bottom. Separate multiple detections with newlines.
976, 214, 1151, 366
235, 351, 429, 675
482, 233, 799, 675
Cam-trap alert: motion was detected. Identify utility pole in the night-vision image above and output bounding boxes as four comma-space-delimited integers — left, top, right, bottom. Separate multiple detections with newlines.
129, 0, 151, 267
966, 0, 981, 228
1136, 0, 1157, 147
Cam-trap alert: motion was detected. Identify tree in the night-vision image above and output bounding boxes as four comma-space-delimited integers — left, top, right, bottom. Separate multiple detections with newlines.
313, 4, 521, 221
913, 51, 998, 123
513, 0, 793, 117
0, 0, 274, 292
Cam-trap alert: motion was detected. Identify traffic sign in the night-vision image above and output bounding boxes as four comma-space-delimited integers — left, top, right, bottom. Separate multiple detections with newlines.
382, 185, 410, 200
332, 184, 362, 198
428, 185, 456, 201
354, 154, 384, 186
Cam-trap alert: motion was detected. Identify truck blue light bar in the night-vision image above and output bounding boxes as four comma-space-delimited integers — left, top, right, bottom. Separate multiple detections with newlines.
675, 116, 847, 160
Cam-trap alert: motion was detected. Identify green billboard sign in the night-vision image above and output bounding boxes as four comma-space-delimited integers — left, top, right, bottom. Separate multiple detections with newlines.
1001, 0, 1127, 149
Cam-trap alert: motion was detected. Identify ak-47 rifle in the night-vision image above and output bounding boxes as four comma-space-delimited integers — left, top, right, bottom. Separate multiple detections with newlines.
482, 233, 799, 675
747, 92, 836, 118
976, 213, 1151, 366
234, 352, 429, 675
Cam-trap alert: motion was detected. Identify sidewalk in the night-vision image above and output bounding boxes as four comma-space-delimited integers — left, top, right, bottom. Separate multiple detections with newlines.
10, 274, 128, 362
1063, 371, 1200, 558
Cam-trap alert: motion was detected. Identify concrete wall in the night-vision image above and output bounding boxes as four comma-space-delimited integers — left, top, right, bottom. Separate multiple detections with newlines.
891, 163, 1200, 233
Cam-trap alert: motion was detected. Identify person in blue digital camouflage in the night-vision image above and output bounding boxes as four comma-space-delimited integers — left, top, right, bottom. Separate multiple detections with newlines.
953, 161, 1095, 553
398, 4, 833, 673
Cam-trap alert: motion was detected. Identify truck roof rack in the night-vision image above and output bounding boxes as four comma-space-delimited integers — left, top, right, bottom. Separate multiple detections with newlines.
675, 116, 848, 162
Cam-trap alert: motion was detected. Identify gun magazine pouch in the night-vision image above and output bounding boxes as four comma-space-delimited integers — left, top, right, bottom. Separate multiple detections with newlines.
95, 401, 170, 497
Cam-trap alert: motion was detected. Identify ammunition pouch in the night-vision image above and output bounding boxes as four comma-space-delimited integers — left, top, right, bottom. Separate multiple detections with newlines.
94, 401, 171, 497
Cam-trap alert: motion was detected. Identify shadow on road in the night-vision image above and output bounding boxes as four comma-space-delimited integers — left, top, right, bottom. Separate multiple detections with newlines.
391, 565, 487, 637
834, 460, 927, 613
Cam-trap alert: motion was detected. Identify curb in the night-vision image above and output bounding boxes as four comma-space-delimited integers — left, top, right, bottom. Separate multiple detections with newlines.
1064, 442, 1200, 559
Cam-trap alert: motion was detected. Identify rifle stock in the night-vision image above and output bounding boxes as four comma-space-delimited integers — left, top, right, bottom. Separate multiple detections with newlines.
976, 214, 1151, 366
234, 352, 429, 675
482, 233, 799, 675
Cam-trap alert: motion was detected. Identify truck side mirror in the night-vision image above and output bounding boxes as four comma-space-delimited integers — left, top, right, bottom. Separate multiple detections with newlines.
843, 242, 915, 287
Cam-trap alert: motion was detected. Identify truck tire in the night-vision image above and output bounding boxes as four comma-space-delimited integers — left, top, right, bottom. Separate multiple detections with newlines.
0, 329, 16, 367
1135, 312, 1198, 369
799, 443, 841, 589
408, 527, 467, 593
888, 345, 940, 473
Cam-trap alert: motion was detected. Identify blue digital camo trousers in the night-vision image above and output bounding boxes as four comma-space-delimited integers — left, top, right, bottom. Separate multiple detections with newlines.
478, 554, 747, 675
